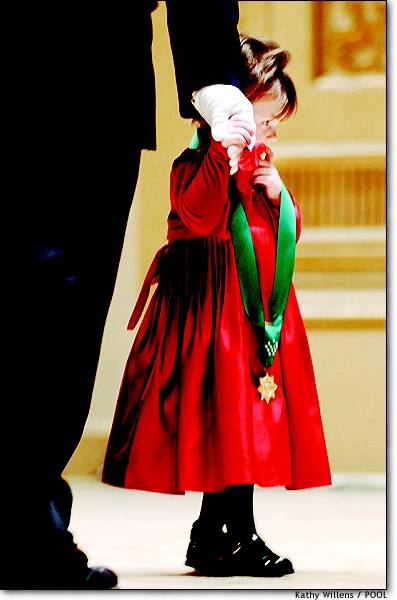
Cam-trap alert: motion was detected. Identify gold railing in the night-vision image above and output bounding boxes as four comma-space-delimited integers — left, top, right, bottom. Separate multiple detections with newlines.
275, 144, 386, 227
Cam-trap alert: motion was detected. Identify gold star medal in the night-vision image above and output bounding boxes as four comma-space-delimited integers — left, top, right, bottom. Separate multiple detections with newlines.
258, 372, 278, 404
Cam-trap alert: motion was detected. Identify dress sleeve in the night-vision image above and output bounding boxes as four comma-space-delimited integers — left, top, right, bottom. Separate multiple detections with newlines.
165, 0, 244, 118
170, 140, 230, 235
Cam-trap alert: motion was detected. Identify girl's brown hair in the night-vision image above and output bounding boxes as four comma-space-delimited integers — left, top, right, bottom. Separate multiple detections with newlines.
239, 35, 297, 120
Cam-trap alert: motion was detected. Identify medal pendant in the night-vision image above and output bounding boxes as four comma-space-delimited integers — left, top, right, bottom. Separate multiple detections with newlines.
258, 372, 278, 404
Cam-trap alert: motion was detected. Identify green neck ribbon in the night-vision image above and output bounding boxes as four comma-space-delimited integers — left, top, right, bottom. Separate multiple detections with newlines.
189, 131, 296, 368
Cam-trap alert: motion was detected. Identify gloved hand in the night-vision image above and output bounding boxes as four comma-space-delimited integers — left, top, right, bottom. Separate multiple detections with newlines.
191, 84, 256, 173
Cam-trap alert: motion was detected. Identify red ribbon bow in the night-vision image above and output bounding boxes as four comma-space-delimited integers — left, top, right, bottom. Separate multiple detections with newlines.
238, 143, 270, 173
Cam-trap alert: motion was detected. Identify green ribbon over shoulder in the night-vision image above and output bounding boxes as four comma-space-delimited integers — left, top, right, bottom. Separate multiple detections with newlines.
189, 131, 296, 368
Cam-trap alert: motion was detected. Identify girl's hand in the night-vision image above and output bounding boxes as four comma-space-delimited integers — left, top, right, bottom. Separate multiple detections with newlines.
221, 114, 255, 174
250, 147, 282, 201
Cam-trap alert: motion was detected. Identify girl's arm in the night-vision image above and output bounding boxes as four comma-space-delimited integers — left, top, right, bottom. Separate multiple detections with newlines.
249, 152, 302, 242
170, 140, 231, 235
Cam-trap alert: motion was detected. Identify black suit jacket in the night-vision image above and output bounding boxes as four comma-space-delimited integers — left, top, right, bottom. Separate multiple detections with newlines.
24, 1, 243, 152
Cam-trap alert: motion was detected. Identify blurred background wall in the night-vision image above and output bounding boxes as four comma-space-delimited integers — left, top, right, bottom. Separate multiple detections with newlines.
65, 1, 386, 477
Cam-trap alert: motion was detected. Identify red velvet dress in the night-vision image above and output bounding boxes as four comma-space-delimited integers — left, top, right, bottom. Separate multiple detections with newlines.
102, 139, 331, 494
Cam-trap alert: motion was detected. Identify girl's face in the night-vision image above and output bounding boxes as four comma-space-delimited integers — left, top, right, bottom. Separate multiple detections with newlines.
253, 96, 285, 145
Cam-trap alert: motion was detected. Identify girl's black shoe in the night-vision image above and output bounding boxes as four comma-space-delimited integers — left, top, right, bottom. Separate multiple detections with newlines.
185, 521, 294, 577
185, 520, 232, 575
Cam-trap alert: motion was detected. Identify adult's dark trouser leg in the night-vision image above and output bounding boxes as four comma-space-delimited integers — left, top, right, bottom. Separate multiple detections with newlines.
7, 146, 141, 589
29, 147, 142, 477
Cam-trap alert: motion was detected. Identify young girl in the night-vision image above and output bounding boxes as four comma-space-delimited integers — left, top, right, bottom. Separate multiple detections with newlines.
102, 36, 331, 578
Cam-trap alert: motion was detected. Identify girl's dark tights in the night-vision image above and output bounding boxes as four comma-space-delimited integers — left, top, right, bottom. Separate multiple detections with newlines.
198, 484, 256, 540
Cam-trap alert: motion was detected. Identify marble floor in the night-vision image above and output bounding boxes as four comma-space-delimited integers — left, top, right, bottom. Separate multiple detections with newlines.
65, 474, 387, 591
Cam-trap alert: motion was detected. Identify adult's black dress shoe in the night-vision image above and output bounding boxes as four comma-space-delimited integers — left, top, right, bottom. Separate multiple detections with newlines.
43, 565, 118, 590
185, 521, 294, 577
4, 564, 118, 590
50, 565, 118, 589
83, 566, 118, 589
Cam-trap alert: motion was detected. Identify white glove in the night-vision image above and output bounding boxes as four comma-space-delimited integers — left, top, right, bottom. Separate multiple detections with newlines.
191, 84, 255, 145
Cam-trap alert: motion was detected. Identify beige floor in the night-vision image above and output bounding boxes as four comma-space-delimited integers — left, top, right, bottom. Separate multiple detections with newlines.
65, 474, 386, 590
